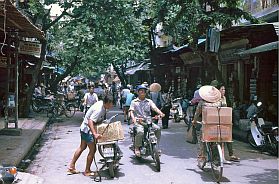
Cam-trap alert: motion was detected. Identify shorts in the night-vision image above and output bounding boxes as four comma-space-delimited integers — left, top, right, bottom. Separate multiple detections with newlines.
80, 131, 94, 143
123, 106, 130, 113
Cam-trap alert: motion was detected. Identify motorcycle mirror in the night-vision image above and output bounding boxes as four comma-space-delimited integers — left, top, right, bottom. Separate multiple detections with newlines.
257, 102, 262, 107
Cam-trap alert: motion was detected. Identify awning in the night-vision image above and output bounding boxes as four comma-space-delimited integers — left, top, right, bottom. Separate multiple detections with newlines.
0, 1, 45, 40
237, 41, 278, 55
125, 62, 151, 75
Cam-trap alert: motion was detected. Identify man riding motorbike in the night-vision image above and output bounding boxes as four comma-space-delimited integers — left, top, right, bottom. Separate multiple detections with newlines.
129, 85, 165, 157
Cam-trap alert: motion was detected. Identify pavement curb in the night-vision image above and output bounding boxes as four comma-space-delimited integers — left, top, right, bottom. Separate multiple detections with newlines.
0, 117, 48, 167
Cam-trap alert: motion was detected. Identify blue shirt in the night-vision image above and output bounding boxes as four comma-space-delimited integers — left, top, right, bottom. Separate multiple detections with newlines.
125, 93, 135, 106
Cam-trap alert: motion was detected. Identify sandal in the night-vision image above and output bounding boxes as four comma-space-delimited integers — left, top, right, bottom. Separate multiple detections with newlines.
83, 171, 96, 177
67, 168, 80, 175
229, 155, 240, 162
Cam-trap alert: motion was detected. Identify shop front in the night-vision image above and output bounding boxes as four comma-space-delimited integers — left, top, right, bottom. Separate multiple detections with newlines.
219, 23, 278, 122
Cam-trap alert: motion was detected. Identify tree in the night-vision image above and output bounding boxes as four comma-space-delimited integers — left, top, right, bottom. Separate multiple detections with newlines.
48, 0, 151, 87
22, 0, 82, 117
135, 0, 258, 83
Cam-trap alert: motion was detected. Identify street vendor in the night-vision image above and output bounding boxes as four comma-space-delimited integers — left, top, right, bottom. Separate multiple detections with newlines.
68, 95, 113, 177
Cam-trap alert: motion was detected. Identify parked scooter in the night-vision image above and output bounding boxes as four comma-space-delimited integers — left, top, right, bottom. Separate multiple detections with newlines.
31, 94, 54, 113
97, 114, 123, 178
170, 97, 184, 123
247, 102, 278, 156
129, 116, 161, 171
0, 165, 17, 184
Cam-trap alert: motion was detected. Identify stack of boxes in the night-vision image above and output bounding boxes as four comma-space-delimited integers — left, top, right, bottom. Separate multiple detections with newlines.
202, 107, 232, 142
97, 121, 125, 143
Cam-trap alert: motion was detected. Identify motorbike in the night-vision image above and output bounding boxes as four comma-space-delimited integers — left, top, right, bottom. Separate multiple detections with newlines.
97, 114, 123, 178
247, 102, 278, 156
0, 165, 17, 184
31, 94, 54, 113
129, 116, 161, 172
170, 97, 184, 123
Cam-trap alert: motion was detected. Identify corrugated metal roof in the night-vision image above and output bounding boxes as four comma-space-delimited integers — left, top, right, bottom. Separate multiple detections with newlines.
0, 0, 45, 40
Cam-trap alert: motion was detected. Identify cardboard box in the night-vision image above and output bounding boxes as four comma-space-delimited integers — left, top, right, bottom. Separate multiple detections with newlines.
202, 123, 232, 142
202, 107, 232, 124
97, 121, 124, 143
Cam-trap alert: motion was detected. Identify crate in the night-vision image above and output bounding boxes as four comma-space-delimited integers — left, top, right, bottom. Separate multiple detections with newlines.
202, 107, 232, 124
202, 123, 232, 142
97, 121, 124, 143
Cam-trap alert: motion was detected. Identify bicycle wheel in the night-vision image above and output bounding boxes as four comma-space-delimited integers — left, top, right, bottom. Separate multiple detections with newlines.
65, 103, 76, 118
32, 100, 41, 112
209, 143, 223, 182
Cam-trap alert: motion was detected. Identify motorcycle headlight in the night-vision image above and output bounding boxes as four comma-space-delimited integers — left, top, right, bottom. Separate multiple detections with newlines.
8, 167, 17, 175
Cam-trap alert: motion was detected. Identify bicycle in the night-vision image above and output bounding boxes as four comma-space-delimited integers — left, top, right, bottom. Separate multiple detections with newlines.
197, 106, 232, 183
198, 139, 224, 182
48, 95, 76, 118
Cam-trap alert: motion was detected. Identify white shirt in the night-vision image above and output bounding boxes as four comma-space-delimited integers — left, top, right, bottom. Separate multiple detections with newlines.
129, 98, 157, 119
121, 88, 130, 98
83, 92, 98, 107
80, 101, 107, 134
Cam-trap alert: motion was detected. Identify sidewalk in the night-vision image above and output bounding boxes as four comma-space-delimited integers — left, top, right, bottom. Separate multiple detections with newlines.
0, 115, 48, 166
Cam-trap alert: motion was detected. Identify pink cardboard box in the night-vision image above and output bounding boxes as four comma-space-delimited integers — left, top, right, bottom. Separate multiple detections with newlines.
202, 107, 232, 124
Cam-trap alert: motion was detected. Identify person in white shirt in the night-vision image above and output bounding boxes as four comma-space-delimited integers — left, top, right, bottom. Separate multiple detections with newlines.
68, 95, 114, 176
83, 86, 98, 114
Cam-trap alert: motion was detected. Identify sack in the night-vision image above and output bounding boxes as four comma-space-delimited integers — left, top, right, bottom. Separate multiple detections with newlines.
156, 93, 162, 109
186, 125, 198, 144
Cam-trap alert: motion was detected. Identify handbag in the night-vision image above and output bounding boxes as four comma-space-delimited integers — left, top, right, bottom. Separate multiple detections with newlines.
186, 125, 198, 144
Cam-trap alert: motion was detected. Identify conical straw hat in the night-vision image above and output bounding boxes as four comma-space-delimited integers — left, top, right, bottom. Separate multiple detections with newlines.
149, 83, 161, 92
198, 85, 221, 103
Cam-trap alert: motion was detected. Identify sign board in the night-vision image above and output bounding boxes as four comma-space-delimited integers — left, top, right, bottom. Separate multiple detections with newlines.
19, 41, 41, 57
179, 52, 202, 65
218, 47, 249, 64
0, 56, 7, 67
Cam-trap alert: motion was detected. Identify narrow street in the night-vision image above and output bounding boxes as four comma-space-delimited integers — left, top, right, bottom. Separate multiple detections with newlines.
22, 107, 278, 184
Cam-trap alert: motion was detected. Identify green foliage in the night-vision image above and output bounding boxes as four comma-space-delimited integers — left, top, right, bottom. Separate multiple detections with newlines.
46, 0, 151, 79
138, 0, 258, 48
28, 0, 258, 80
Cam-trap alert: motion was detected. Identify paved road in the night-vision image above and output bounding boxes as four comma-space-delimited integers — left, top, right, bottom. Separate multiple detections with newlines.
23, 108, 278, 184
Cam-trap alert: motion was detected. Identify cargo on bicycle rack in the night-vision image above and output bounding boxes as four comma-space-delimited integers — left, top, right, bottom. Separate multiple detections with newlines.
202, 107, 233, 142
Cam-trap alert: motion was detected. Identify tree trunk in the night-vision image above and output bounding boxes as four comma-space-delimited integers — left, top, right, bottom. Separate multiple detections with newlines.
22, 40, 47, 117
49, 44, 81, 92
111, 62, 127, 86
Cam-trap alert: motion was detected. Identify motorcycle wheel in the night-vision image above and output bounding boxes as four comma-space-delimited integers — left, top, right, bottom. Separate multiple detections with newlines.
247, 132, 257, 148
174, 114, 180, 123
65, 103, 76, 118
108, 162, 115, 178
268, 137, 278, 156
32, 100, 41, 113
152, 145, 161, 172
